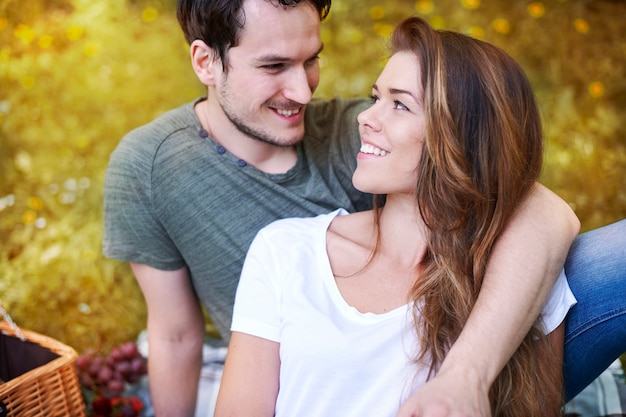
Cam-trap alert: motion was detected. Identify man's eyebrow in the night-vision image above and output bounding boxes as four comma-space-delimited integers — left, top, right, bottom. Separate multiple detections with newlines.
255, 44, 324, 64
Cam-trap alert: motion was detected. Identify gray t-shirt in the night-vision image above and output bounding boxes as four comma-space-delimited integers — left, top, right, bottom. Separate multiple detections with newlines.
103, 97, 372, 339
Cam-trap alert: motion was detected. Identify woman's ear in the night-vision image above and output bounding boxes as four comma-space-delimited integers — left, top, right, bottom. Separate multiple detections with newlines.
190, 39, 221, 86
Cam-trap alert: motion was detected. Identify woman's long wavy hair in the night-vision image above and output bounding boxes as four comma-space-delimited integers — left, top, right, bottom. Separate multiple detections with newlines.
375, 17, 562, 416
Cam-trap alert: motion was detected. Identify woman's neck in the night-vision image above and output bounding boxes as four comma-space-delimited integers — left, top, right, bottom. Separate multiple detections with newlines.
326, 195, 428, 314
375, 194, 428, 269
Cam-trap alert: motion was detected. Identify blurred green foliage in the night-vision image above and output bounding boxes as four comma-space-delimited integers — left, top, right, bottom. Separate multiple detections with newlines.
0, 0, 624, 353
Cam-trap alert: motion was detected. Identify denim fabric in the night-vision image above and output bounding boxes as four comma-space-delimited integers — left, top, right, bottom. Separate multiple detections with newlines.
564, 218, 626, 400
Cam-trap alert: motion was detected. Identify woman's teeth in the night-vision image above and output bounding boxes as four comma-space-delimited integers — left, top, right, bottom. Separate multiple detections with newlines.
360, 143, 389, 156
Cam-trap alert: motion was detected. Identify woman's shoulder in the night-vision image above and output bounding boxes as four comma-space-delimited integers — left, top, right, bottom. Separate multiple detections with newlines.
259, 209, 349, 240
326, 210, 375, 274
327, 210, 374, 240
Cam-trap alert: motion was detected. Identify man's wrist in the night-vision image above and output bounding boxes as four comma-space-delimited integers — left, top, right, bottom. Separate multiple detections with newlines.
437, 355, 492, 393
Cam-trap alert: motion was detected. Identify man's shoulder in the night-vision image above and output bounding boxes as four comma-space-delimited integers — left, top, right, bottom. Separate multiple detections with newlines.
109, 100, 199, 166
125, 101, 197, 145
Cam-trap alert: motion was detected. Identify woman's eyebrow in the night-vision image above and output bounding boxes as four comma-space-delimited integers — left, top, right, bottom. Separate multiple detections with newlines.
372, 84, 419, 102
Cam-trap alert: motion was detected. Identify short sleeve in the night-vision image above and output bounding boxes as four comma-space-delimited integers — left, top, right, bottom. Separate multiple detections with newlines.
231, 229, 282, 342
102, 132, 184, 270
540, 268, 577, 334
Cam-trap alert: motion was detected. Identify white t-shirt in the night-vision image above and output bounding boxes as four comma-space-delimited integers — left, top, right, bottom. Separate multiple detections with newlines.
231, 209, 577, 417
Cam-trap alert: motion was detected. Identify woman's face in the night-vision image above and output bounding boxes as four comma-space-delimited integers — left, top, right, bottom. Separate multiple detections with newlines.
353, 51, 427, 196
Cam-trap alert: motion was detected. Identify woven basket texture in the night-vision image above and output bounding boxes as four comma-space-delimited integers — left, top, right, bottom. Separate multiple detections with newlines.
0, 321, 86, 416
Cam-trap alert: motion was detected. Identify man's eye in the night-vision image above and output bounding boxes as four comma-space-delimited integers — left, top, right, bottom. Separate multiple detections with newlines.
262, 64, 284, 71
305, 56, 320, 67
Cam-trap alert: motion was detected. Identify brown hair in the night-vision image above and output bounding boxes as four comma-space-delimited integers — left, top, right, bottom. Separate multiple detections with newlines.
377, 16, 561, 416
177, 0, 331, 70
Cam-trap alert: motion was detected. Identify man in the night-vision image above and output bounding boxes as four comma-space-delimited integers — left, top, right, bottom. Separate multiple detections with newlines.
103, 0, 626, 416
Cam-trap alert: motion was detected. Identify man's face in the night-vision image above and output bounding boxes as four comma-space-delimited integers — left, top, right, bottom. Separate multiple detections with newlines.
215, 0, 322, 147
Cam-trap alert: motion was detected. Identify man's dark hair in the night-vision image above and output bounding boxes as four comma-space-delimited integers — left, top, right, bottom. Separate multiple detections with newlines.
177, 0, 331, 70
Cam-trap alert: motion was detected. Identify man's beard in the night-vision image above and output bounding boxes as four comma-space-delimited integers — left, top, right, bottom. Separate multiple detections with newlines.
223, 108, 300, 148
218, 77, 305, 147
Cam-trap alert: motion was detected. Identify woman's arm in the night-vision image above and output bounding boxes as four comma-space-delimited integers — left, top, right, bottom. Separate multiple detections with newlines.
396, 183, 580, 417
215, 332, 280, 417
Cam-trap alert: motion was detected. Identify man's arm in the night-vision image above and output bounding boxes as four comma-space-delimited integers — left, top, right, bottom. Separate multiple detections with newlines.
131, 263, 206, 417
396, 183, 580, 417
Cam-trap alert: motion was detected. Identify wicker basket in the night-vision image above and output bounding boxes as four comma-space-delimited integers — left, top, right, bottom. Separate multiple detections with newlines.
0, 321, 86, 416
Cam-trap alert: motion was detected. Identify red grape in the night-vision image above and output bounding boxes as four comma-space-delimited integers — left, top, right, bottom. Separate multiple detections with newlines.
120, 341, 139, 359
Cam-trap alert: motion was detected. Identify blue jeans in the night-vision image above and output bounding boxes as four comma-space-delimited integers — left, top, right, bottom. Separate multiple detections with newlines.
563, 218, 626, 400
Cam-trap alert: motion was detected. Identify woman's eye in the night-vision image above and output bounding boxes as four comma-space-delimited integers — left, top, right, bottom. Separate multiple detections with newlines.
369, 95, 379, 105
393, 100, 409, 111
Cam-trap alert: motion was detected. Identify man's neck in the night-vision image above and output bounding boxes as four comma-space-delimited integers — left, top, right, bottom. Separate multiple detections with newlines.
194, 99, 298, 174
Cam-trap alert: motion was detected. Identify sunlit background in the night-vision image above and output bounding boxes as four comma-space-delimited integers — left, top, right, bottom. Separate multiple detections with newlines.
1, 0, 625, 354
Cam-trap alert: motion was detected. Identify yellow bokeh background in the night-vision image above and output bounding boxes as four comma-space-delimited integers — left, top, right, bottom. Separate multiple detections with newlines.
1, 0, 625, 353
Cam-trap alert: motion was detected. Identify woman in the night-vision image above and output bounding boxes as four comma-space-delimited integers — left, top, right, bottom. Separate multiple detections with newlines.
215, 16, 575, 417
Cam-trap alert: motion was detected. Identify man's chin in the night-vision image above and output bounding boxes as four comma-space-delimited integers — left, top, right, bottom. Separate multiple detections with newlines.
263, 127, 305, 147
245, 132, 303, 148
279, 133, 305, 147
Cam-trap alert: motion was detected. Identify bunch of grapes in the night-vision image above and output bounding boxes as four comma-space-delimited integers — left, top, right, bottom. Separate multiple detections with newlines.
90, 395, 143, 417
75, 341, 147, 396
